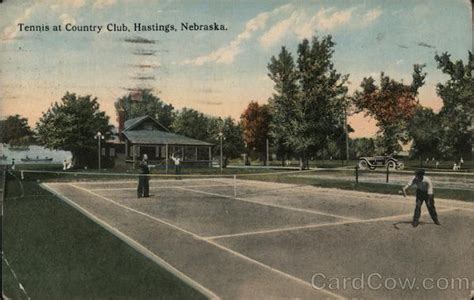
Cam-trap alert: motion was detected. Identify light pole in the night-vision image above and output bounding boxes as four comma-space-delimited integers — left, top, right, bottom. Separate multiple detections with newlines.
94, 131, 105, 170
218, 131, 223, 172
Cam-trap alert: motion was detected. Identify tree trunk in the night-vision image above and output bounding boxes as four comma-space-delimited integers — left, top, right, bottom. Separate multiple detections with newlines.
223, 157, 228, 168
245, 151, 250, 165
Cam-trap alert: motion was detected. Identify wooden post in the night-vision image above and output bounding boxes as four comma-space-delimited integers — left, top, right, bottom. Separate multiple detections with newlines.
165, 144, 169, 174
355, 165, 359, 185
208, 146, 212, 168
386, 164, 390, 183
132, 145, 136, 169
266, 138, 269, 166
195, 147, 198, 161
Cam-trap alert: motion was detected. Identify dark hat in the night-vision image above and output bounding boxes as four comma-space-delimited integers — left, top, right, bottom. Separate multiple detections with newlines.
415, 169, 425, 176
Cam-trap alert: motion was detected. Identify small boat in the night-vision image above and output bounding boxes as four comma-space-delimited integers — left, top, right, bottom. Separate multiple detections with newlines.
21, 156, 53, 162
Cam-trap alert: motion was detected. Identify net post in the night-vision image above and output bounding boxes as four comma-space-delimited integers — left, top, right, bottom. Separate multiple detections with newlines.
21, 170, 24, 180
355, 165, 359, 185
386, 164, 389, 183
233, 175, 237, 197
2, 167, 8, 215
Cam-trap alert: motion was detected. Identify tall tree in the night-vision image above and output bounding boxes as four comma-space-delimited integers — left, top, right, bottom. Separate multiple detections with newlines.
115, 90, 175, 131
267, 46, 298, 165
172, 108, 215, 142
216, 117, 245, 168
0, 114, 33, 144
352, 64, 426, 154
435, 52, 473, 159
36, 92, 113, 167
268, 36, 348, 169
240, 101, 271, 165
407, 106, 442, 164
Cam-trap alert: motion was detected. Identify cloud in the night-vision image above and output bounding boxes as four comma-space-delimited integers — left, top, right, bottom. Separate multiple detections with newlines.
260, 6, 379, 48
59, 13, 76, 26
64, 0, 86, 8
260, 10, 301, 48
2, 6, 35, 41
360, 8, 382, 26
315, 7, 354, 30
93, 0, 116, 9
3, 0, 90, 41
259, 7, 354, 48
181, 3, 293, 66
50, 0, 86, 12
182, 4, 382, 65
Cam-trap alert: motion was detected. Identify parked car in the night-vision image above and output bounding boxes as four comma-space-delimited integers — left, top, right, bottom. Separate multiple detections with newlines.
358, 155, 404, 170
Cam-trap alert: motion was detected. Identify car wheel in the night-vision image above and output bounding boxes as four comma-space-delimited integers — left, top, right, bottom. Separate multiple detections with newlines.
387, 161, 396, 169
358, 160, 368, 169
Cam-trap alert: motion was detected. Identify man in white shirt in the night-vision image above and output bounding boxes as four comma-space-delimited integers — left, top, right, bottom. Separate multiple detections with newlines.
171, 153, 181, 180
402, 169, 440, 227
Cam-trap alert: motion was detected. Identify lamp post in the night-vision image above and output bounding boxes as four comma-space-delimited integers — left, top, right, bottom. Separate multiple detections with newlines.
218, 131, 223, 172
94, 131, 105, 170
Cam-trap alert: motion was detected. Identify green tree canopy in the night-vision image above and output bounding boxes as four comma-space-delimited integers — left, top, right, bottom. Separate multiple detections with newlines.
267, 36, 348, 169
172, 108, 216, 143
350, 138, 376, 159
0, 114, 33, 144
36, 92, 113, 167
218, 117, 245, 167
115, 90, 175, 131
435, 52, 473, 159
407, 106, 442, 163
267, 46, 298, 163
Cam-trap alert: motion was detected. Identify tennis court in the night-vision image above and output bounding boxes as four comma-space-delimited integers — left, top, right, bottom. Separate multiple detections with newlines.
39, 173, 473, 299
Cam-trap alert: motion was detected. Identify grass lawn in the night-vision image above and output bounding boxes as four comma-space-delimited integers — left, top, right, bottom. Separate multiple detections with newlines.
2, 176, 206, 299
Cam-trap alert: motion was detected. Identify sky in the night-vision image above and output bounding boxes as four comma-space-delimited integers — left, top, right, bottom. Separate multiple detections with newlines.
0, 0, 471, 137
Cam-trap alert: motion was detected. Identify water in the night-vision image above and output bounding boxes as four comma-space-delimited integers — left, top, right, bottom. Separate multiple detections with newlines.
0, 144, 72, 165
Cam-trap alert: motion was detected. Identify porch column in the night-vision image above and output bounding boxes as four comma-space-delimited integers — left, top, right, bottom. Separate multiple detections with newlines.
125, 140, 129, 157
132, 145, 136, 169
195, 147, 198, 161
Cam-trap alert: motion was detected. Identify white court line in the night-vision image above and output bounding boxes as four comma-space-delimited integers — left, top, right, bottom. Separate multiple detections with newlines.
89, 183, 247, 192
204, 208, 459, 240
66, 183, 346, 300
268, 184, 474, 211
41, 183, 220, 300
2, 252, 30, 299
59, 177, 237, 186
176, 186, 361, 222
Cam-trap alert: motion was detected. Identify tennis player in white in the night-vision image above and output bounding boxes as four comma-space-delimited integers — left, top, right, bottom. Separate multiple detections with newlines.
402, 169, 440, 227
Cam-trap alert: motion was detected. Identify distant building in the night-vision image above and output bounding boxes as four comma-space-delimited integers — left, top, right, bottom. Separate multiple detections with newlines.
104, 115, 213, 170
